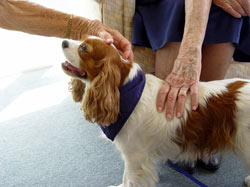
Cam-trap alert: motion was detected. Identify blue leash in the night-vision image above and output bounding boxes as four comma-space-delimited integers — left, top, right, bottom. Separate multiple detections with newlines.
167, 160, 208, 187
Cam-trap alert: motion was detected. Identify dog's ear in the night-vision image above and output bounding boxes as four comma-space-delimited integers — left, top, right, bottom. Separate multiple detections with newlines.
81, 60, 121, 126
68, 78, 85, 102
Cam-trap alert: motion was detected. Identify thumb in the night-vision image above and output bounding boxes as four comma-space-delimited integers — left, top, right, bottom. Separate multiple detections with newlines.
98, 31, 114, 44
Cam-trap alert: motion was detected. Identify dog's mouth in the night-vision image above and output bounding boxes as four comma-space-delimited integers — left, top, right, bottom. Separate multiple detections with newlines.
61, 61, 87, 79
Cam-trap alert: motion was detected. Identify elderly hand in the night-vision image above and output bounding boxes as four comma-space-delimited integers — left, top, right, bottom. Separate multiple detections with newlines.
156, 51, 201, 120
85, 20, 134, 61
213, 0, 250, 18
104, 27, 134, 62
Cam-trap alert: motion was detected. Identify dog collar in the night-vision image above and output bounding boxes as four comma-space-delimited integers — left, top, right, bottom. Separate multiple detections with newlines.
100, 70, 146, 141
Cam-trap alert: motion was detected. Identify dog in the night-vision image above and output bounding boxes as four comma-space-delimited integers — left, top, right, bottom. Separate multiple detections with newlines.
61, 36, 250, 187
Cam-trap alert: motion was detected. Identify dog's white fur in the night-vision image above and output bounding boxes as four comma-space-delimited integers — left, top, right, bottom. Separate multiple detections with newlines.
62, 38, 250, 187
114, 64, 250, 187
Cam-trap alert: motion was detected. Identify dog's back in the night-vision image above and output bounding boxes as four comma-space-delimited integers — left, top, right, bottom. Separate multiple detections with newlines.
116, 75, 250, 165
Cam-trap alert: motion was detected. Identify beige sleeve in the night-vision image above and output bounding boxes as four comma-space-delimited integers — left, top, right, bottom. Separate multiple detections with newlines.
0, 0, 93, 40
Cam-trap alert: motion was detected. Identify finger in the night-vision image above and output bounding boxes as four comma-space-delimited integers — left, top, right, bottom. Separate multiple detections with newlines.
117, 38, 133, 61
107, 29, 133, 61
122, 50, 134, 62
156, 82, 170, 112
109, 29, 126, 48
176, 87, 189, 118
232, 0, 247, 16
98, 31, 114, 44
166, 87, 179, 120
223, 4, 242, 18
128, 51, 134, 62
239, 0, 250, 16
190, 83, 199, 111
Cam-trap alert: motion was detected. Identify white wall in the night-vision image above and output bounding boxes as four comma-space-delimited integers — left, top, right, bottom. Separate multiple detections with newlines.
0, 0, 101, 78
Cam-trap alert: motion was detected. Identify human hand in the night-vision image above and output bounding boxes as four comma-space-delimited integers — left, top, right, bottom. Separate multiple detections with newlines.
156, 55, 201, 120
213, 0, 250, 18
85, 20, 133, 61
103, 27, 134, 62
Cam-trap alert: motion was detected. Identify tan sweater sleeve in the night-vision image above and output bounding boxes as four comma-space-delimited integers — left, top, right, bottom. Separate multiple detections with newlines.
0, 0, 96, 40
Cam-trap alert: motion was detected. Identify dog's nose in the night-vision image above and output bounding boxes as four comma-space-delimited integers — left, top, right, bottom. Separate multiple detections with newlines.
62, 40, 69, 48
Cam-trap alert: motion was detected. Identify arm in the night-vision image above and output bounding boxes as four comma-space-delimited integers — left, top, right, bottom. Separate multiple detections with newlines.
0, 0, 86, 40
179, 0, 212, 58
157, 0, 212, 119
0, 0, 133, 60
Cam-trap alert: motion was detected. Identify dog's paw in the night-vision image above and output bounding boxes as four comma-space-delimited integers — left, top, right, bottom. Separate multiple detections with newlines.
245, 175, 250, 187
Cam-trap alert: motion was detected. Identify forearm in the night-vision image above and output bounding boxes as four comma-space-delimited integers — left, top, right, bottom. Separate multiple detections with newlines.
179, 0, 212, 58
0, 0, 93, 40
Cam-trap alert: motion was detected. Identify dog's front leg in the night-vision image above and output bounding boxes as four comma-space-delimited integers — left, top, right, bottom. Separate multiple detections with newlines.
108, 167, 130, 187
119, 153, 159, 187
245, 175, 250, 187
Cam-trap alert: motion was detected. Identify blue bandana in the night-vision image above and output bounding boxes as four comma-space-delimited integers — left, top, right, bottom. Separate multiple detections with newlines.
100, 71, 146, 141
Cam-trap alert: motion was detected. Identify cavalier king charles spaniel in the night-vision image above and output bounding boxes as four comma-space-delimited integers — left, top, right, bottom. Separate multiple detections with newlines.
61, 36, 250, 187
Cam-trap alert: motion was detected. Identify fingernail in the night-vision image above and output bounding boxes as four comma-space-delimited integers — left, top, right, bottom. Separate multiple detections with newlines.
192, 106, 197, 110
167, 114, 172, 120
157, 107, 163, 112
177, 112, 181, 118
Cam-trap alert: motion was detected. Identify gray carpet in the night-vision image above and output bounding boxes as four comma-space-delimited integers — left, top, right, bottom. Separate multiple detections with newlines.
0, 66, 249, 187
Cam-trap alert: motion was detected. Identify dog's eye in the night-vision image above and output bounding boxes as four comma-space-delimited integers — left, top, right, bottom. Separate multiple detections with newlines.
80, 44, 87, 52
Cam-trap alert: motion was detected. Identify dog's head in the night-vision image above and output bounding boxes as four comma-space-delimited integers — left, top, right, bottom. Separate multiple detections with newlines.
61, 35, 132, 126
62, 36, 131, 82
